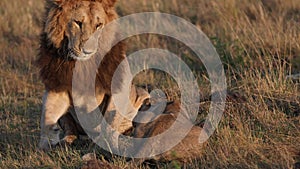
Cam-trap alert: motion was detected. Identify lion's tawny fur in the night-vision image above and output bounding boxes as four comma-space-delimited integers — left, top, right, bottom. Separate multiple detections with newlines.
37, 0, 125, 93
36, 0, 145, 150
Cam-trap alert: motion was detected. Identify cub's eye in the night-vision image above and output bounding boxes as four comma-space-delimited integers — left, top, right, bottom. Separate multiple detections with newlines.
74, 20, 82, 29
96, 23, 104, 30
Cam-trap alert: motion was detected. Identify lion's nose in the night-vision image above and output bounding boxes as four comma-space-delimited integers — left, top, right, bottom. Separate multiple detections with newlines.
82, 34, 98, 55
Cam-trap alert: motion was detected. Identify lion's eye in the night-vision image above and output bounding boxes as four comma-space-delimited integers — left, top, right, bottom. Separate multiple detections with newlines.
96, 23, 103, 30
74, 20, 82, 29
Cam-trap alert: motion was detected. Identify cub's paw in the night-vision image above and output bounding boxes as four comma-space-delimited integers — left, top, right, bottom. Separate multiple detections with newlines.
59, 135, 78, 146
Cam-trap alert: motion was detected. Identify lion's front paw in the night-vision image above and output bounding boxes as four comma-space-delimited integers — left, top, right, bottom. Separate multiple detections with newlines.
38, 135, 60, 151
38, 138, 52, 151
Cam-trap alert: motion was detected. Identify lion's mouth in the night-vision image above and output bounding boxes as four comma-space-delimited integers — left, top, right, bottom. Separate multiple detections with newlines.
68, 48, 95, 61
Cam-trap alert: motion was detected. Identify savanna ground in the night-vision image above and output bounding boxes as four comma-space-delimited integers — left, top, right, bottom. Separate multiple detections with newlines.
0, 0, 300, 168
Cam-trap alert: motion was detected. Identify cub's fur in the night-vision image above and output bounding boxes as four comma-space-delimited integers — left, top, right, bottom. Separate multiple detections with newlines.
132, 101, 207, 163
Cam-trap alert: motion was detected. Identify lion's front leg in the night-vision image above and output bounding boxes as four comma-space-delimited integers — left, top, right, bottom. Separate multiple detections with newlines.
39, 91, 70, 150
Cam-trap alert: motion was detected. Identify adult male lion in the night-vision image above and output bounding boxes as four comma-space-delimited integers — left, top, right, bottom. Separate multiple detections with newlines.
37, 0, 149, 150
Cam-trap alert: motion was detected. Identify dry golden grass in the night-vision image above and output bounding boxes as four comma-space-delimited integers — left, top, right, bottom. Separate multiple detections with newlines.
0, 0, 299, 168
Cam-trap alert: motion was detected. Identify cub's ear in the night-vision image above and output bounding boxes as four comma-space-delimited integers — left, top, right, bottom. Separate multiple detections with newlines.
102, 0, 117, 8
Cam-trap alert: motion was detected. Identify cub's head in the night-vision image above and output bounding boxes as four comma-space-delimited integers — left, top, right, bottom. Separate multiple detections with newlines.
44, 0, 117, 60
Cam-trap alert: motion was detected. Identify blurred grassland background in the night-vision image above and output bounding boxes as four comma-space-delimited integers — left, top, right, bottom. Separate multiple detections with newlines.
0, 0, 300, 168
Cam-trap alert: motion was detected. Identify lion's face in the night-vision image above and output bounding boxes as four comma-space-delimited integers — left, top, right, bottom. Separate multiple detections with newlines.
45, 0, 117, 60
65, 1, 105, 60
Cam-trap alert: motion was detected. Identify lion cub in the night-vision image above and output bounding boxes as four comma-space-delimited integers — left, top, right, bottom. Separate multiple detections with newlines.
132, 101, 207, 163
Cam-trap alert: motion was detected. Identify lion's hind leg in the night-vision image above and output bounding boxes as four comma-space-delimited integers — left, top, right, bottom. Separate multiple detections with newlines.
58, 113, 79, 146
